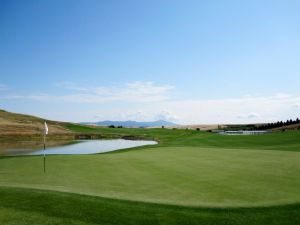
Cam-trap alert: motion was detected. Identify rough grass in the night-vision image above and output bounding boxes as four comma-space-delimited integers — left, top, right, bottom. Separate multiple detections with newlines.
0, 110, 70, 135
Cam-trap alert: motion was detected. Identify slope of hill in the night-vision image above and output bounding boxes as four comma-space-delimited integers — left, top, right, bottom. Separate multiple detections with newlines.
81, 120, 177, 127
271, 123, 300, 131
0, 109, 70, 135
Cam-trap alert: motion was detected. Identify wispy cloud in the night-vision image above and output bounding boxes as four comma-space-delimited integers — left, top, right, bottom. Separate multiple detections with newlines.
3, 81, 174, 103
106, 110, 179, 122
0, 84, 8, 91
159, 94, 300, 124
79, 94, 300, 124
237, 113, 261, 120
1, 81, 300, 124
56, 82, 89, 92
91, 81, 174, 102
291, 103, 300, 108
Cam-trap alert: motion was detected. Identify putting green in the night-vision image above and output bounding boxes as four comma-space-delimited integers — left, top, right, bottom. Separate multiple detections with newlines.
0, 146, 299, 207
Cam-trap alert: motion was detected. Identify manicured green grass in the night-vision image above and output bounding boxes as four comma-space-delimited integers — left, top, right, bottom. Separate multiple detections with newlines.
1, 187, 300, 225
1, 127, 300, 224
1, 147, 300, 207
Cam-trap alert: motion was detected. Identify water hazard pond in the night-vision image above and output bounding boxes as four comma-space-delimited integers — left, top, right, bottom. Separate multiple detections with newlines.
0, 139, 158, 156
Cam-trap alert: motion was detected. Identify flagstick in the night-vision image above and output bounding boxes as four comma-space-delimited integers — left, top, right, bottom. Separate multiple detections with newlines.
43, 132, 46, 173
43, 121, 48, 173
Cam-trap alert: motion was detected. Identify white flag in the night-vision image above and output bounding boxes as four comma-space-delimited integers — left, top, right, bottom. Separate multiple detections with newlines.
44, 122, 48, 135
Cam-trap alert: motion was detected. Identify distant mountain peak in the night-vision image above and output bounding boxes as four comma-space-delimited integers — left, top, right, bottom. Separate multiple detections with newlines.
80, 120, 177, 127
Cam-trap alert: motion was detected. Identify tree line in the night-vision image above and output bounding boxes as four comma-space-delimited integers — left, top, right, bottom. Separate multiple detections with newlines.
255, 118, 300, 130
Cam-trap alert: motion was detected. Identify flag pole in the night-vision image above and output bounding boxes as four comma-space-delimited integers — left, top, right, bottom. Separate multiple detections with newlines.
43, 132, 46, 173
43, 121, 48, 173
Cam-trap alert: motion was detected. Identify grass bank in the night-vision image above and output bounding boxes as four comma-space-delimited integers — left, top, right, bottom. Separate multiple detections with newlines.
1, 187, 300, 225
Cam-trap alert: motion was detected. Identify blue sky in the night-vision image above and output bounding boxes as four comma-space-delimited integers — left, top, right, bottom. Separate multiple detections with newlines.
1, 0, 300, 124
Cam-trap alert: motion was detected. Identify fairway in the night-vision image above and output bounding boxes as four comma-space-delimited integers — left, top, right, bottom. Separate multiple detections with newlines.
1, 146, 300, 207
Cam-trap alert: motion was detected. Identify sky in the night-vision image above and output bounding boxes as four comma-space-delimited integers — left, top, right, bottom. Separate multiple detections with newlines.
1, 0, 300, 124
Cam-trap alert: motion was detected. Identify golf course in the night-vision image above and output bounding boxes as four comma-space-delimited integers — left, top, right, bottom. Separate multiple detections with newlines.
2, 1, 300, 224
1, 124, 300, 225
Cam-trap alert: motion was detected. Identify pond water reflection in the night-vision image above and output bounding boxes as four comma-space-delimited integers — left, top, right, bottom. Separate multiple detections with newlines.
0, 139, 157, 156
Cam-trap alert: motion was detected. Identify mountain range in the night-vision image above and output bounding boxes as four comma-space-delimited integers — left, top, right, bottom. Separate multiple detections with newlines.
80, 120, 177, 127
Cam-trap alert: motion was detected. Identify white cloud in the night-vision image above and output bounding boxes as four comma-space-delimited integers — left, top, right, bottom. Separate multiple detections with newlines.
82, 94, 300, 124
56, 82, 89, 91
291, 103, 300, 108
1, 81, 300, 124
154, 110, 178, 122
237, 113, 260, 120
159, 94, 300, 124
92, 81, 174, 102
124, 111, 150, 121
3, 81, 174, 103
115, 110, 178, 122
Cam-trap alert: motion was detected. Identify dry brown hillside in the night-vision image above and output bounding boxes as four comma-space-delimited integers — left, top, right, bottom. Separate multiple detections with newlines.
0, 109, 71, 135
271, 123, 300, 131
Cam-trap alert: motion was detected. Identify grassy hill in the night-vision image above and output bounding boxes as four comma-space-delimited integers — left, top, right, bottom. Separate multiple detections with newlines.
0, 109, 70, 135
271, 122, 300, 131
